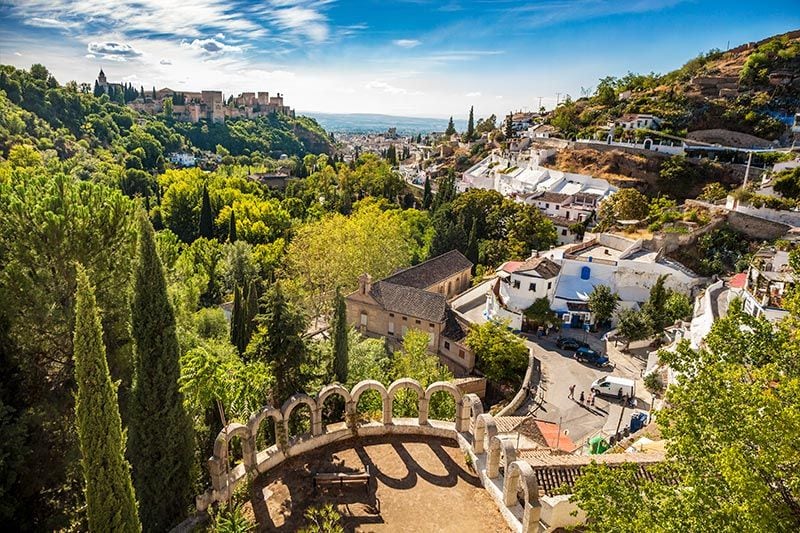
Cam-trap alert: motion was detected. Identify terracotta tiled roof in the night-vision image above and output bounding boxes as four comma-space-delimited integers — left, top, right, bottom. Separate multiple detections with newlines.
525, 452, 666, 496
533, 191, 571, 204
369, 282, 447, 323
384, 250, 472, 290
515, 257, 561, 279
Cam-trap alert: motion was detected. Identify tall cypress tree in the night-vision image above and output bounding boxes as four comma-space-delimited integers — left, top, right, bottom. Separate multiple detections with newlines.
246, 282, 307, 403
73, 266, 141, 533
199, 184, 214, 239
464, 106, 475, 141
230, 285, 244, 353
466, 217, 479, 268
332, 287, 349, 384
422, 176, 433, 210
227, 209, 237, 243
244, 281, 259, 349
128, 212, 194, 532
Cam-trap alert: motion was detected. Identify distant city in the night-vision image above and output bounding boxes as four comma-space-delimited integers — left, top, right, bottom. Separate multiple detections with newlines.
304, 112, 468, 135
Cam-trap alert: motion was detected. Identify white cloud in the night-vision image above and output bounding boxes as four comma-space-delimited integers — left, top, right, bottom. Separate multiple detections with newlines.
465, 91, 481, 97
215, 33, 226, 40
87, 41, 143, 61
25, 17, 78, 29
160, 58, 172, 65
393, 39, 421, 48
270, 5, 329, 43
14, 52, 22, 56
184, 38, 242, 54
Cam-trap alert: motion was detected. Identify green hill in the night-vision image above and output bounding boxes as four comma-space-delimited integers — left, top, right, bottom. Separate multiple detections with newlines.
0, 64, 332, 176
548, 30, 800, 143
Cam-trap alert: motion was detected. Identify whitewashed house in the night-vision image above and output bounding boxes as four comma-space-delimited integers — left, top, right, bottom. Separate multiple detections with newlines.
484, 254, 561, 330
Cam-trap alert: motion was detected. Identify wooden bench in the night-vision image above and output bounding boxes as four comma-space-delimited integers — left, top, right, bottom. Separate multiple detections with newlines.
313, 466, 371, 494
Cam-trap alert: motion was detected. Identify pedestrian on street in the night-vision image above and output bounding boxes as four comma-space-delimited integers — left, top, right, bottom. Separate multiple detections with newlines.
588, 391, 594, 406
579, 390, 585, 403
568, 384, 575, 399
591, 392, 596, 406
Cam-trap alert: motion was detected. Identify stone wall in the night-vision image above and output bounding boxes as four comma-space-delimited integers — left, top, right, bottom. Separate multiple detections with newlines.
726, 210, 792, 240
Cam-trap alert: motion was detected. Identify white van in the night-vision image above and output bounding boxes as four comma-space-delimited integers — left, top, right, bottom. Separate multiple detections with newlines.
590, 376, 635, 398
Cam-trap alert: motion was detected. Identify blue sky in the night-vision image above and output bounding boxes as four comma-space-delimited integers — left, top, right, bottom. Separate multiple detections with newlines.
0, 1, 798, 117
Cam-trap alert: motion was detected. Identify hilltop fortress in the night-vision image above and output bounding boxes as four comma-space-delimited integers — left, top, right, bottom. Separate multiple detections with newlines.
94, 68, 295, 123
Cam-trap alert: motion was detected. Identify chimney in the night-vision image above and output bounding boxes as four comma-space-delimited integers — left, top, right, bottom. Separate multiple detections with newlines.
358, 273, 372, 295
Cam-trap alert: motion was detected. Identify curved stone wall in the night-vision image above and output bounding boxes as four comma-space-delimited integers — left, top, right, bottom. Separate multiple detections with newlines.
198, 378, 542, 533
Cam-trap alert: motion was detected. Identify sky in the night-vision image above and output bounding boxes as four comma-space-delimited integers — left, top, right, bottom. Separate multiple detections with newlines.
0, 1, 798, 118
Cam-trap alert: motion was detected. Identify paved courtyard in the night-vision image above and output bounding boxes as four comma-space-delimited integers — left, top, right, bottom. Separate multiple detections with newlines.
247, 435, 511, 532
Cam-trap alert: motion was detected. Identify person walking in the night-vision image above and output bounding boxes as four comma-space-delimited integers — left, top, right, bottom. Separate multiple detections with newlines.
591, 392, 596, 406
579, 390, 585, 403
568, 384, 575, 399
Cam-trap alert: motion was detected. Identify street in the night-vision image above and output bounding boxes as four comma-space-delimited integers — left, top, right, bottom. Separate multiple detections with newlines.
516, 331, 649, 448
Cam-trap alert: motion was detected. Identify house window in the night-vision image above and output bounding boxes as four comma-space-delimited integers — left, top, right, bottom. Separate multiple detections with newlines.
545, 203, 550, 209
458, 349, 465, 359
444, 341, 451, 350
513, 280, 520, 289
562, 229, 567, 236
388, 322, 394, 335
529, 283, 536, 292
360, 312, 368, 327
389, 313, 394, 317
555, 205, 559, 210
402, 316, 407, 321
415, 319, 421, 324
429, 323, 434, 328
548, 281, 552, 289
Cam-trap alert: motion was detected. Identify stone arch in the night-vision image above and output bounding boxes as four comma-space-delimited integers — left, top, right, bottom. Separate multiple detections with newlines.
388, 378, 427, 423
473, 413, 497, 454
463, 393, 484, 434
247, 405, 283, 453
503, 461, 541, 533
487, 436, 517, 479
351, 379, 391, 424
643, 137, 653, 150
281, 393, 321, 438
210, 422, 255, 488
425, 381, 467, 429
316, 383, 353, 430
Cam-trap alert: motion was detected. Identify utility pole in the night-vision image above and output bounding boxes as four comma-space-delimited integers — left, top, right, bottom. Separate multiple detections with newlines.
556, 92, 561, 106
614, 401, 626, 435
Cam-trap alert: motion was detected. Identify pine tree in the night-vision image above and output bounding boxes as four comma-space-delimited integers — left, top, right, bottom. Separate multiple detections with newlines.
231, 285, 244, 353
73, 266, 141, 533
332, 287, 349, 384
466, 217, 479, 268
199, 184, 214, 239
152, 86, 156, 100
128, 212, 194, 532
227, 209, 237, 243
464, 106, 475, 141
422, 176, 433, 210
445, 116, 456, 136
246, 282, 308, 403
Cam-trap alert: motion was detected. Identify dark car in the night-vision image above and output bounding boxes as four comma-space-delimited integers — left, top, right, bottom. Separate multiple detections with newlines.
556, 336, 589, 350
574, 347, 610, 367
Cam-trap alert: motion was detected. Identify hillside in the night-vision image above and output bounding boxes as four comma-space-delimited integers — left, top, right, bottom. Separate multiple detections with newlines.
0, 64, 332, 174
548, 30, 800, 143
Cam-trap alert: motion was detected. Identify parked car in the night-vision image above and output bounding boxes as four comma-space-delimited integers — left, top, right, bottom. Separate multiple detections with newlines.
574, 347, 610, 367
556, 336, 588, 350
590, 375, 635, 398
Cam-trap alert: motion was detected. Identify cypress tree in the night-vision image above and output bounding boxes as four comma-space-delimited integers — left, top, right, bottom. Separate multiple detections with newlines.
199, 184, 214, 239
465, 106, 475, 141
73, 266, 141, 533
128, 212, 194, 532
227, 209, 237, 243
246, 282, 308, 403
230, 285, 244, 353
466, 217, 479, 268
422, 176, 433, 210
244, 281, 259, 349
332, 287, 349, 384
504, 113, 513, 138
